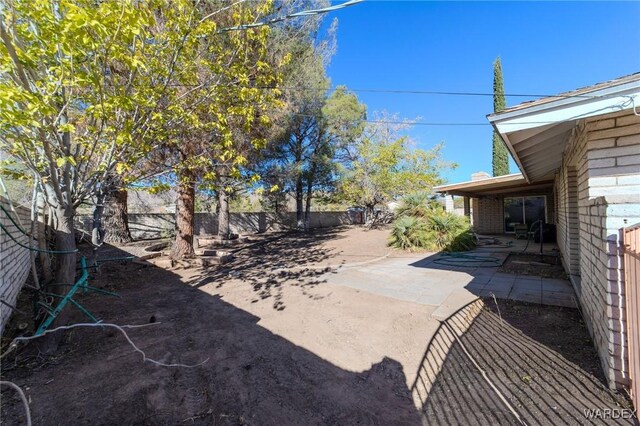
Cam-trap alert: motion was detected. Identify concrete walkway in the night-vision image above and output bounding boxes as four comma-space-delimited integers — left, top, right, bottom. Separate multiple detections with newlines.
326, 237, 576, 308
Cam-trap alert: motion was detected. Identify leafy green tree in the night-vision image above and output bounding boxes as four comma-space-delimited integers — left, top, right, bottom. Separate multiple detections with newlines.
258, 164, 289, 213
258, 31, 365, 231
266, 36, 329, 230
0, 0, 161, 295
0, 0, 285, 280
338, 114, 456, 221
301, 86, 365, 230
129, 0, 283, 258
492, 57, 510, 176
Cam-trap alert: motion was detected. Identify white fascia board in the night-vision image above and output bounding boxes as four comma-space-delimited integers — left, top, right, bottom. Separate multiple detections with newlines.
489, 81, 640, 133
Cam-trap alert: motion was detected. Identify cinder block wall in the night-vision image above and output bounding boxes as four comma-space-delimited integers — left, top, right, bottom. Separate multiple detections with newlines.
76, 211, 355, 240
471, 197, 504, 234
0, 198, 37, 335
555, 110, 640, 389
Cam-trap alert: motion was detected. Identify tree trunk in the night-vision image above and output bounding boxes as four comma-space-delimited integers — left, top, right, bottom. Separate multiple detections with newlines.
91, 190, 106, 246
294, 134, 304, 230
303, 162, 316, 233
36, 193, 53, 284
304, 181, 312, 232
104, 189, 132, 243
365, 204, 375, 224
217, 188, 230, 239
53, 206, 77, 287
171, 170, 195, 260
38, 203, 77, 353
295, 174, 304, 230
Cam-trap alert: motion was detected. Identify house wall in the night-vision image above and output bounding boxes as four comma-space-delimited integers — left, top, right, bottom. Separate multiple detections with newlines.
471, 189, 555, 235
0, 197, 38, 335
471, 197, 503, 234
554, 110, 640, 389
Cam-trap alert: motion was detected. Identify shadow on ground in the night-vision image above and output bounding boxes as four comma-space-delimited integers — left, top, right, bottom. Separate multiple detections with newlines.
188, 228, 349, 310
412, 299, 637, 425
1, 240, 418, 425
3, 238, 635, 425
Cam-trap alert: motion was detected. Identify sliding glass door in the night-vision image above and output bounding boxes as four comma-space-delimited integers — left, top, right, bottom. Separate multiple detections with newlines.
504, 196, 546, 233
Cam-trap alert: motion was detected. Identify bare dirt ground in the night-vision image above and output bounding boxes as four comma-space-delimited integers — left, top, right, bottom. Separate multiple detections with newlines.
1, 227, 436, 425
498, 253, 568, 280
1, 227, 634, 425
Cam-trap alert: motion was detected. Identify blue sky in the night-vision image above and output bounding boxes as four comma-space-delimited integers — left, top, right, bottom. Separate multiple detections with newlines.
322, 1, 640, 183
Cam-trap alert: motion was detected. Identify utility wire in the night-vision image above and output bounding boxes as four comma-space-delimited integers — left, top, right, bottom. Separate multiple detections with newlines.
287, 112, 611, 127
163, 82, 638, 109
218, 0, 363, 32
289, 112, 490, 126
276, 86, 608, 100
168, 82, 631, 101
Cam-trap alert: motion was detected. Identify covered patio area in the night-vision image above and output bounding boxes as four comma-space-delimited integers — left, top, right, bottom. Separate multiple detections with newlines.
435, 172, 555, 236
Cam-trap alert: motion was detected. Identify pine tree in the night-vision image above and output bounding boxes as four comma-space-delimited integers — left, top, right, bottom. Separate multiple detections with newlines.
492, 57, 510, 176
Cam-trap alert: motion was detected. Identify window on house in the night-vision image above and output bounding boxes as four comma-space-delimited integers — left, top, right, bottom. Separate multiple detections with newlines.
504, 196, 547, 233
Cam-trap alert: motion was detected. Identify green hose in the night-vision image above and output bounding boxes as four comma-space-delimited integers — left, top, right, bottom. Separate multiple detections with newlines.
1, 203, 79, 254
433, 252, 504, 268
0, 204, 30, 235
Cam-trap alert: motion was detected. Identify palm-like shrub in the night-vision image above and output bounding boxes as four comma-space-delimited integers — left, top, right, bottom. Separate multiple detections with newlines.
394, 192, 429, 218
426, 210, 475, 252
394, 191, 440, 218
389, 215, 430, 250
389, 193, 475, 252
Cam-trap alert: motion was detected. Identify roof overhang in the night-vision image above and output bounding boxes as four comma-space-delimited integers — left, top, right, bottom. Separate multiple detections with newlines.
434, 173, 553, 197
487, 77, 640, 183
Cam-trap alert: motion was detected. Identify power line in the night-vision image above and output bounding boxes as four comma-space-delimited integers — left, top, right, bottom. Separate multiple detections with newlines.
166, 82, 625, 101
274, 86, 611, 100
161, 83, 622, 103
218, 0, 363, 32
288, 112, 596, 127
293, 113, 489, 126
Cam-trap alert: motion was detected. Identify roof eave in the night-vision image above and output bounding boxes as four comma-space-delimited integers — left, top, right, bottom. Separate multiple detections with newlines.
488, 121, 532, 183
486, 78, 640, 182
487, 79, 640, 124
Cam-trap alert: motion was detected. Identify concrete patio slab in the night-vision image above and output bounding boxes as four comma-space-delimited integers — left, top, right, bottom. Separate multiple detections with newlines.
324, 236, 577, 313
513, 280, 542, 292
484, 279, 514, 291
479, 288, 511, 298
492, 272, 518, 281
542, 278, 575, 294
510, 291, 543, 304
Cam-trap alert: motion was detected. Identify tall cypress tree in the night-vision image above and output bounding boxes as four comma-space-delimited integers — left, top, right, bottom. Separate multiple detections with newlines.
492, 57, 510, 176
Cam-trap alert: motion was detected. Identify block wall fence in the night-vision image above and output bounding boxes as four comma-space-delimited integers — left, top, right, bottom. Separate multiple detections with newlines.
0, 197, 37, 335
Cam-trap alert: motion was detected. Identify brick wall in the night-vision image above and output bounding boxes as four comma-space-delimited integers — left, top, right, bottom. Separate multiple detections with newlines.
471, 189, 555, 235
555, 121, 587, 280
471, 197, 504, 234
555, 110, 640, 389
0, 197, 37, 335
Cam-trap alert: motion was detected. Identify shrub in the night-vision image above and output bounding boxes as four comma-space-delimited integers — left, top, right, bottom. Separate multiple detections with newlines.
389, 194, 476, 252
388, 215, 430, 250
394, 191, 440, 218
426, 211, 475, 252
